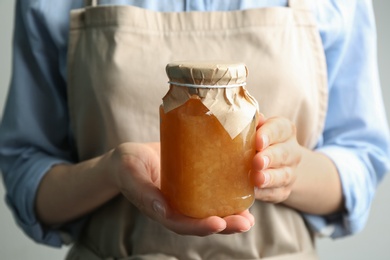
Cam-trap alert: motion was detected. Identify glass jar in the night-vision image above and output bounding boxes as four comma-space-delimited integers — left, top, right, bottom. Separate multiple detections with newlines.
160, 61, 259, 218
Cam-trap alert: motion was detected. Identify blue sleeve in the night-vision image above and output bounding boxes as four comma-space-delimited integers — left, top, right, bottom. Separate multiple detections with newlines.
0, 0, 83, 247
303, 0, 390, 238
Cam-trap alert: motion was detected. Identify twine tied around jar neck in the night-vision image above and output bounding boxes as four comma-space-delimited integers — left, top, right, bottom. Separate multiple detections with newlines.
167, 81, 247, 89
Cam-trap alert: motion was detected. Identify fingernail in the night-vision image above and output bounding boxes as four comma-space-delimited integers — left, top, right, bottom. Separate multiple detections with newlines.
153, 200, 166, 218
262, 135, 269, 149
215, 227, 226, 233
262, 156, 269, 169
239, 226, 251, 232
261, 172, 270, 188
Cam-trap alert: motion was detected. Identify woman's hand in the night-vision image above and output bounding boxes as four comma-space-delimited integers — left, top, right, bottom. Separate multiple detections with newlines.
251, 115, 303, 203
107, 142, 255, 236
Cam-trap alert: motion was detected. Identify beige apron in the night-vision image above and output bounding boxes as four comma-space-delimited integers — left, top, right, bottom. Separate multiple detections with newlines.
66, 0, 328, 259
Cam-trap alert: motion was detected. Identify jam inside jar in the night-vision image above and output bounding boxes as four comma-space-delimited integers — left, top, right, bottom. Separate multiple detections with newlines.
160, 61, 258, 218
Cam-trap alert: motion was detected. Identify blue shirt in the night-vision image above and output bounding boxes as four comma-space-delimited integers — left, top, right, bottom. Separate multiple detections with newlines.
1, 0, 389, 247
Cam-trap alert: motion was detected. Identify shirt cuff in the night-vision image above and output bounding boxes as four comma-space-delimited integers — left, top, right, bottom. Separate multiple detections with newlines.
3, 150, 83, 247
303, 145, 375, 238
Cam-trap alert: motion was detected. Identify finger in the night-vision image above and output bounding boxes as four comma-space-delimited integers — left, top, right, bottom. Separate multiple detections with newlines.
252, 140, 300, 188
124, 179, 228, 236
123, 157, 228, 236
163, 210, 227, 236
253, 167, 295, 189
255, 185, 292, 203
252, 152, 268, 187
256, 113, 267, 130
255, 117, 296, 151
239, 209, 255, 227
218, 210, 255, 234
260, 139, 301, 169
218, 216, 251, 234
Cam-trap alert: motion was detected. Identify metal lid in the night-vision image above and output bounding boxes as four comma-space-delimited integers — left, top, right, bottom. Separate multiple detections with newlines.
166, 61, 248, 87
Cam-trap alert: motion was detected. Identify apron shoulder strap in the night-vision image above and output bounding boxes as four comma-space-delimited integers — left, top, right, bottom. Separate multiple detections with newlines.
288, 0, 311, 10
84, 0, 98, 7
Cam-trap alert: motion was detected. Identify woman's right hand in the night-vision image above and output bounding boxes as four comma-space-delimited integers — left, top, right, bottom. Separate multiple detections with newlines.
106, 142, 255, 236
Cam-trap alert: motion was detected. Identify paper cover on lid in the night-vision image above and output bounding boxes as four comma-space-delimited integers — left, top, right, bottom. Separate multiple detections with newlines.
163, 61, 259, 139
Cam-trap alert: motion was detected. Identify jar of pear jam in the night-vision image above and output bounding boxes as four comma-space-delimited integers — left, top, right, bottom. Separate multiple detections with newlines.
160, 61, 259, 218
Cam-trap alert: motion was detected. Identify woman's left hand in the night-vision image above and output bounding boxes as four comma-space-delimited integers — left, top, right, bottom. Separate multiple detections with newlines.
252, 115, 303, 203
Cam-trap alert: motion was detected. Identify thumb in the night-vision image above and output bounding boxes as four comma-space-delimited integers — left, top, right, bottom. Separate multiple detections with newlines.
256, 113, 267, 130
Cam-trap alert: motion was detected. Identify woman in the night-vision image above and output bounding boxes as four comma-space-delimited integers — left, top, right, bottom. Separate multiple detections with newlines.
1, 0, 389, 259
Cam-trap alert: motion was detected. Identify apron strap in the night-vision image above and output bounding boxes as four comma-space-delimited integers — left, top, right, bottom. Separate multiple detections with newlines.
288, 0, 310, 10
84, 0, 98, 7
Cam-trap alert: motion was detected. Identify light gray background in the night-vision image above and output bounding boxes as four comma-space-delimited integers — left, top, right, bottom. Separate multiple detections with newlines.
0, 1, 389, 259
